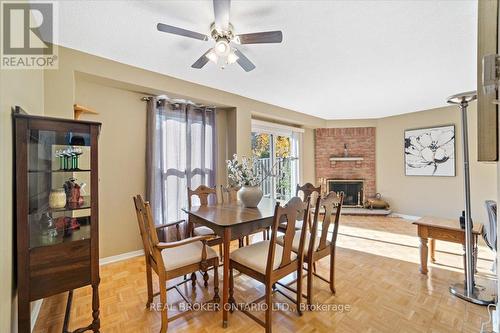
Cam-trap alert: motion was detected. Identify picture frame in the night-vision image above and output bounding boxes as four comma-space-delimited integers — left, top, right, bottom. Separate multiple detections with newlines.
404, 125, 455, 176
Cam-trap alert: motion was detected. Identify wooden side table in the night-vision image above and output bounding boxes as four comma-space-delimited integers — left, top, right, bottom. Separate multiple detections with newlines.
413, 217, 482, 274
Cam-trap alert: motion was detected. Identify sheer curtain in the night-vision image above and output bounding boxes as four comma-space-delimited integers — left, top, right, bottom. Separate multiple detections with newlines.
146, 97, 216, 227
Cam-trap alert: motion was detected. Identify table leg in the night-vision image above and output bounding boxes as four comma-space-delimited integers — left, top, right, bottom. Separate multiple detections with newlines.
419, 237, 428, 274
185, 216, 193, 239
222, 228, 231, 328
429, 238, 436, 263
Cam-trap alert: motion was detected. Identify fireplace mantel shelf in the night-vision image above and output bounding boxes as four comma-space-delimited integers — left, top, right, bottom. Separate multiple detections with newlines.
329, 157, 364, 162
329, 156, 364, 167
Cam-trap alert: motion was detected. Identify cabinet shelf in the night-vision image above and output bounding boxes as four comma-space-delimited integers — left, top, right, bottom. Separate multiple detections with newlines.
30, 225, 91, 249
29, 197, 91, 215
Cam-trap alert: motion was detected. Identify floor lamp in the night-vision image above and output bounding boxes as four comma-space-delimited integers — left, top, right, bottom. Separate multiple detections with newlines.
446, 91, 495, 305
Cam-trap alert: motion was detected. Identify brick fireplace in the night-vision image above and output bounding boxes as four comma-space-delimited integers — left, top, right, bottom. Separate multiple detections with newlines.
315, 127, 376, 205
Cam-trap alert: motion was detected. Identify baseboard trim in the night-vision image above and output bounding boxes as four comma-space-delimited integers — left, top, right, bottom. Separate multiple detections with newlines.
391, 213, 421, 222
99, 249, 144, 266
31, 299, 43, 332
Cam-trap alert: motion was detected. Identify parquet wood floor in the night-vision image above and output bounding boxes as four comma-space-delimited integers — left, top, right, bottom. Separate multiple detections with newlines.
33, 216, 496, 332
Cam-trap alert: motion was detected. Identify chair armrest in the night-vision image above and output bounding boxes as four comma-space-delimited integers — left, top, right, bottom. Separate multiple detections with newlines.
155, 235, 214, 250
155, 219, 185, 230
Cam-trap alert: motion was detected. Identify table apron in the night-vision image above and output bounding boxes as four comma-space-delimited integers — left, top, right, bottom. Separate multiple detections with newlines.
417, 226, 471, 244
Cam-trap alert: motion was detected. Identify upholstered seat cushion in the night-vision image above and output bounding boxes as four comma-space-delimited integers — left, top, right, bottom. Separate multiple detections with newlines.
193, 226, 216, 236
230, 240, 297, 274
277, 230, 330, 253
161, 241, 218, 271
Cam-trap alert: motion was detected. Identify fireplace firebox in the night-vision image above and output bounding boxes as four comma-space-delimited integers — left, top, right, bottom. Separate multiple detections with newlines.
327, 180, 364, 207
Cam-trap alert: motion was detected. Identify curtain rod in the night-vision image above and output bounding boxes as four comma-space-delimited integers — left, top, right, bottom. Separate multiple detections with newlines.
140, 95, 215, 109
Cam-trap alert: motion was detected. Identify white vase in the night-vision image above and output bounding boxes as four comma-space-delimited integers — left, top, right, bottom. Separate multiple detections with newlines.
238, 185, 263, 208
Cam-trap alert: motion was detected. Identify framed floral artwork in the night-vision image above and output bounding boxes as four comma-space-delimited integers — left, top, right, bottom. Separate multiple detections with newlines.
404, 125, 455, 176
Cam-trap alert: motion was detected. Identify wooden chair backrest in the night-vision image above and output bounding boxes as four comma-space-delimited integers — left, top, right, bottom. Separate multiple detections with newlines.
187, 185, 218, 209
220, 185, 240, 204
267, 196, 310, 275
296, 183, 321, 228
133, 195, 162, 268
296, 183, 321, 202
311, 191, 344, 252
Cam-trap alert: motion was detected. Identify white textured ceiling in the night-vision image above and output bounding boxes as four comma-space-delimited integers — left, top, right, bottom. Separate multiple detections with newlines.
55, 0, 477, 119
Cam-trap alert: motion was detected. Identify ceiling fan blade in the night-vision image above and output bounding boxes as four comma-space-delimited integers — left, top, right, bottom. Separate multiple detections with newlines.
234, 49, 256, 72
236, 31, 283, 44
213, 0, 230, 31
157, 23, 208, 41
191, 49, 212, 69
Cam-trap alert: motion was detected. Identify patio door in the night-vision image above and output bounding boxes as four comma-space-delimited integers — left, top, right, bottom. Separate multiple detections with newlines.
251, 120, 302, 200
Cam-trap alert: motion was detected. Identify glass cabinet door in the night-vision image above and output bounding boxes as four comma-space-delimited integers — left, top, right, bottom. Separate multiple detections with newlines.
28, 129, 92, 248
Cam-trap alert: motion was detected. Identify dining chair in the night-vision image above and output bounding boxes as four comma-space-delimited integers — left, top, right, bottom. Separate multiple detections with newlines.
278, 183, 321, 233
483, 200, 497, 272
305, 191, 344, 304
155, 219, 184, 242
187, 185, 224, 260
276, 191, 343, 306
297, 184, 321, 272
228, 196, 310, 333
296, 183, 322, 203
133, 195, 220, 333
220, 184, 269, 247
220, 184, 240, 203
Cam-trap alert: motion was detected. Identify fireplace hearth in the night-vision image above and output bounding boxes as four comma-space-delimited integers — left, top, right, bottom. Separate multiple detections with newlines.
327, 179, 364, 207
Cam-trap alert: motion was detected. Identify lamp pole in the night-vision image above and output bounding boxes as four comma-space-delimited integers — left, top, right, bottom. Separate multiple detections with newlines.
446, 91, 495, 305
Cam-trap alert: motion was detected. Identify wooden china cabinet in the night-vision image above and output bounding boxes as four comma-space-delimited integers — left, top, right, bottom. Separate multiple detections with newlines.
13, 110, 101, 333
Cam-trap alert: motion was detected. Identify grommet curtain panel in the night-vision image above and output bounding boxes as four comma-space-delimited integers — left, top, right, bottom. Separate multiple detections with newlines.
146, 97, 216, 225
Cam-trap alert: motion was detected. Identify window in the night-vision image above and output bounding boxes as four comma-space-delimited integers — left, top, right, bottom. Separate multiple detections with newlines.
251, 120, 302, 200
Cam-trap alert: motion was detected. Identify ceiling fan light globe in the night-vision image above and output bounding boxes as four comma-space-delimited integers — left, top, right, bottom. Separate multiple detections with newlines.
227, 51, 238, 64
206, 49, 218, 63
215, 40, 230, 56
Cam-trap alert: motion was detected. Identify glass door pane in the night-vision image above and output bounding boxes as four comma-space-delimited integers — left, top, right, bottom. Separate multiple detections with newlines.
275, 135, 292, 200
28, 129, 92, 248
252, 132, 272, 198
252, 130, 300, 201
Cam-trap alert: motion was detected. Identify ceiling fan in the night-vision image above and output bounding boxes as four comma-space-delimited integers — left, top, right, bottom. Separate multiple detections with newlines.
156, 0, 283, 72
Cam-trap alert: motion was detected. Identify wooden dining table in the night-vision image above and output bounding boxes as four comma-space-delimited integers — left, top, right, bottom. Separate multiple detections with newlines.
182, 198, 277, 328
